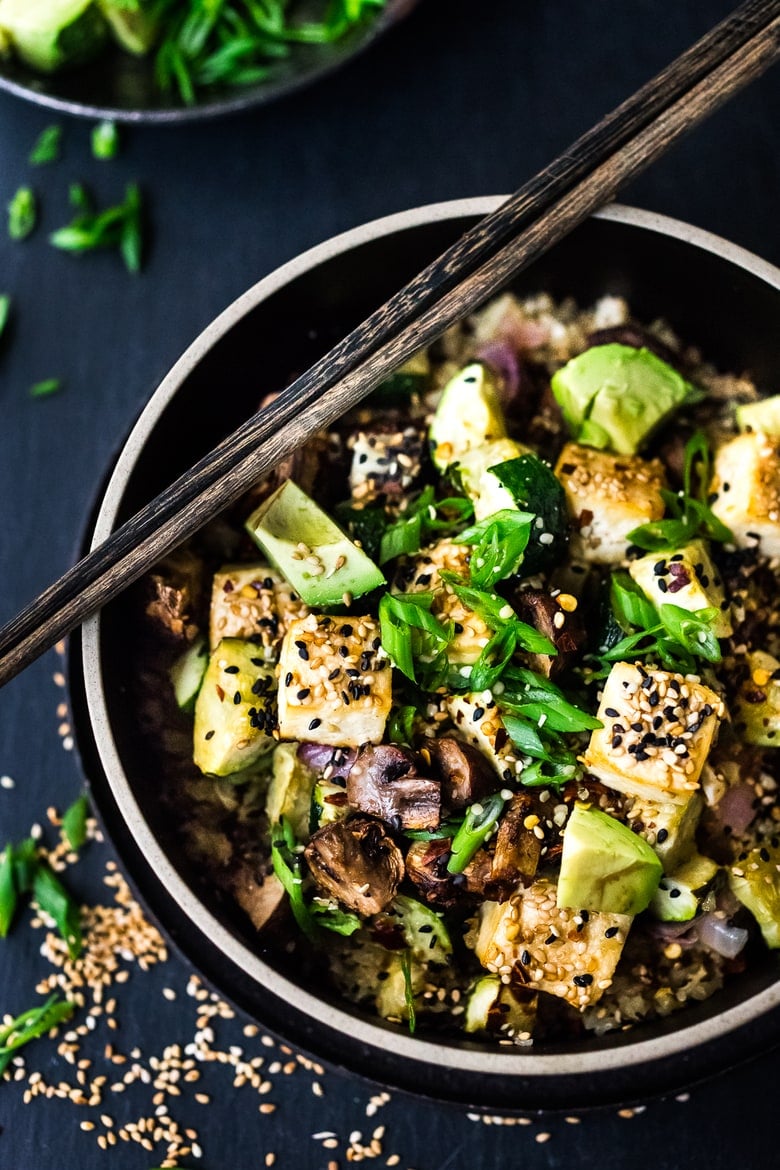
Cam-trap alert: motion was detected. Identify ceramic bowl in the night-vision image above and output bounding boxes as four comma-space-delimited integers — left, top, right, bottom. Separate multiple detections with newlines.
75, 198, 780, 1111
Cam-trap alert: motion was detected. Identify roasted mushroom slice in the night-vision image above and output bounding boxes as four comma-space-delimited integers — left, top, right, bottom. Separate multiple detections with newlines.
513, 587, 585, 678
229, 864, 286, 933
487, 793, 543, 899
347, 744, 441, 831
425, 736, 495, 810
304, 816, 404, 915
405, 838, 492, 909
144, 548, 205, 644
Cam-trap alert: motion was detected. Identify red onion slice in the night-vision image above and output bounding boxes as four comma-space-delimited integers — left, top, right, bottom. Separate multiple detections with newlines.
696, 912, 749, 959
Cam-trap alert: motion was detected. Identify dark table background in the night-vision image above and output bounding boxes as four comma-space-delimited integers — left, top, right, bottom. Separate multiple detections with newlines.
0, 1, 778, 1166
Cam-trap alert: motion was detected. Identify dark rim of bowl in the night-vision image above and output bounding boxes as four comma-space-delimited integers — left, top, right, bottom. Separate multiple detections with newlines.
82, 197, 780, 1080
0, 1, 416, 124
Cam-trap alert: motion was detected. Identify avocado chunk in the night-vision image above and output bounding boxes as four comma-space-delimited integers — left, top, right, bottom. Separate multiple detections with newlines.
169, 634, 208, 714
551, 344, 698, 455
729, 841, 780, 948
464, 975, 537, 1039
97, 0, 158, 54
650, 852, 719, 922
0, 0, 107, 72
246, 479, 385, 607
736, 395, 780, 436
429, 363, 507, 471
733, 650, 780, 746
627, 791, 703, 874
193, 638, 276, 777
310, 779, 350, 831
557, 804, 662, 915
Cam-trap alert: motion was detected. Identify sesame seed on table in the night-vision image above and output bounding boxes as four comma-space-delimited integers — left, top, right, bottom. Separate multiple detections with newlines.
0, 0, 778, 1166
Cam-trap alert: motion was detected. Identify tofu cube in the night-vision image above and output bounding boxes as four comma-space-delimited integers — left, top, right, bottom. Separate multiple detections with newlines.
710, 432, 780, 556
474, 878, 631, 1010
395, 540, 492, 665
554, 442, 667, 564
582, 662, 725, 802
628, 538, 732, 637
624, 791, 704, 873
445, 690, 524, 783
210, 563, 308, 658
348, 427, 425, 504
277, 614, 391, 747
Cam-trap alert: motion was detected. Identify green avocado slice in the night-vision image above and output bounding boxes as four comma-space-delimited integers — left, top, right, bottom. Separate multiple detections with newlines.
557, 803, 662, 916
551, 343, 699, 455
246, 479, 385, 607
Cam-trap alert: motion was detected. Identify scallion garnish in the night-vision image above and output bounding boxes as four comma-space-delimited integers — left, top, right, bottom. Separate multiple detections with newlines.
592, 570, 722, 674
271, 818, 360, 939
49, 183, 144, 274
0, 294, 10, 341
447, 792, 507, 874
62, 795, 89, 851
33, 866, 82, 959
378, 592, 450, 684
0, 994, 74, 1075
7, 187, 36, 241
378, 486, 472, 565
627, 430, 732, 550
29, 125, 62, 166
400, 949, 416, 1034
455, 508, 534, 588
91, 120, 119, 160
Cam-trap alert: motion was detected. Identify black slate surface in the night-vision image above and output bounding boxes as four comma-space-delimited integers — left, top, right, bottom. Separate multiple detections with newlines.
0, 1, 778, 1167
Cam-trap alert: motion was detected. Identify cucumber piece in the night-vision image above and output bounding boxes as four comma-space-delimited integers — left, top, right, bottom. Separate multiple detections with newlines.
650, 853, 719, 922
310, 779, 349, 831
429, 363, 507, 471
378, 894, 452, 965
464, 975, 537, 1038
729, 841, 780, 948
169, 635, 208, 714
489, 453, 569, 574
0, 0, 107, 72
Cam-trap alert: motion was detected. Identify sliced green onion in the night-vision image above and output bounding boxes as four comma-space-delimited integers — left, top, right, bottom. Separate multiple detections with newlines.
447, 792, 507, 874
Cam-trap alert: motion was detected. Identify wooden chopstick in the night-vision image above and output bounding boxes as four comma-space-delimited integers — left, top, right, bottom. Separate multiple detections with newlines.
0, 2, 778, 687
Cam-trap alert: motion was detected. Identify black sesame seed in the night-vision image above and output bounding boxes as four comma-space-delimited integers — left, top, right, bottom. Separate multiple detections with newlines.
653, 560, 667, 576
573, 974, 593, 987
204, 730, 215, 740
309, 718, 322, 730
328, 668, 340, 680
418, 924, 433, 933
339, 646, 349, 658
669, 888, 681, 899
605, 707, 620, 718
298, 647, 309, 661
341, 624, 353, 637
285, 672, 293, 687
520, 950, 531, 966
657, 828, 669, 843
658, 579, 668, 593
604, 926, 619, 939
224, 665, 239, 674
297, 688, 310, 700
472, 707, 485, 721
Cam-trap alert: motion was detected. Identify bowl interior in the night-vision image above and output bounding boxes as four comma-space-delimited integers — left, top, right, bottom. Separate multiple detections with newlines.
82, 204, 780, 1109
0, 0, 413, 122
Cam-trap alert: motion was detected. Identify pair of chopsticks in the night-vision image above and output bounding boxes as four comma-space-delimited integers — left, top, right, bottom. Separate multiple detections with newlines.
0, 0, 778, 688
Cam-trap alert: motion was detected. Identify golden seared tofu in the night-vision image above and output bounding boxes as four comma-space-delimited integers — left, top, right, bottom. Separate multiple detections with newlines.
473, 878, 632, 1010
554, 442, 667, 564
624, 790, 704, 874
628, 538, 732, 638
445, 690, 524, 783
277, 614, 391, 747
582, 662, 725, 802
209, 563, 308, 658
710, 432, 780, 557
395, 539, 491, 665
347, 426, 425, 504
